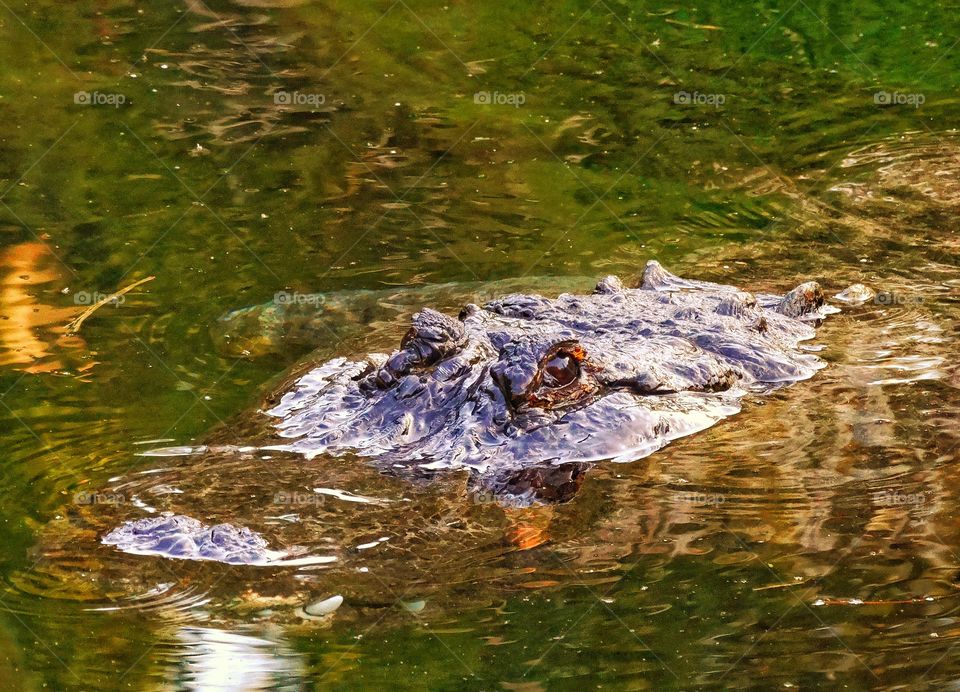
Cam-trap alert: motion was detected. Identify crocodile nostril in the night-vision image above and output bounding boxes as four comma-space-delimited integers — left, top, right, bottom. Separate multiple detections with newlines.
375, 351, 416, 387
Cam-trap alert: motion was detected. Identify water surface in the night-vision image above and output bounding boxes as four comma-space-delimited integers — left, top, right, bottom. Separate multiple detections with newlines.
0, 0, 959, 688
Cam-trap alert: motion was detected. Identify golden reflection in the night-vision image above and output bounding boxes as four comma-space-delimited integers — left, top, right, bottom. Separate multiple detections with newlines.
503, 506, 554, 551
0, 242, 83, 374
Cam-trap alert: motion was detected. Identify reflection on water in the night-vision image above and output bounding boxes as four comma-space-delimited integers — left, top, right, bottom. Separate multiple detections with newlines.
0, 0, 959, 688
168, 627, 305, 691
16, 251, 960, 686
0, 242, 84, 374
836, 131, 960, 209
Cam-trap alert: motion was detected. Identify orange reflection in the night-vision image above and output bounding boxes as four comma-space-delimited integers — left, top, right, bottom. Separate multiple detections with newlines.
0, 242, 84, 374
503, 505, 554, 551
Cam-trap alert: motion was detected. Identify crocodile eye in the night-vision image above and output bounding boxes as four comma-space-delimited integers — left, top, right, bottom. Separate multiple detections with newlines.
542, 353, 579, 388
492, 341, 593, 410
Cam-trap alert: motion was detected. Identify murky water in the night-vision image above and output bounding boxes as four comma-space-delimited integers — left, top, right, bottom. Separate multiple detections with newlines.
0, 0, 958, 688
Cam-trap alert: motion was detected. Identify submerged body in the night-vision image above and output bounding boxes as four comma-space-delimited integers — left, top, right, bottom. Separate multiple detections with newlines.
212, 276, 596, 359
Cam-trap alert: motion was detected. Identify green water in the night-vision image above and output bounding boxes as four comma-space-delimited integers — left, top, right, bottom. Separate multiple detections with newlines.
0, 0, 959, 688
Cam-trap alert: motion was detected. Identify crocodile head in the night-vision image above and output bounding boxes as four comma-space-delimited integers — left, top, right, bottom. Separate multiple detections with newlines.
266, 262, 829, 502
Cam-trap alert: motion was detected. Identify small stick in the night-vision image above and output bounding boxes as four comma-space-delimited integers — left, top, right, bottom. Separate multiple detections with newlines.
65, 276, 155, 334
753, 579, 815, 592
816, 596, 935, 607
665, 18, 723, 30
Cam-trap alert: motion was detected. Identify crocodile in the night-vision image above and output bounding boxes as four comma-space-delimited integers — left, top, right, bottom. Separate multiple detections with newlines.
104, 260, 841, 563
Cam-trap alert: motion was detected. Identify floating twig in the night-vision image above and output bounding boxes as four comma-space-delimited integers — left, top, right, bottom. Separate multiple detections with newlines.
665, 18, 724, 30
812, 590, 958, 607
753, 578, 815, 592
65, 276, 155, 334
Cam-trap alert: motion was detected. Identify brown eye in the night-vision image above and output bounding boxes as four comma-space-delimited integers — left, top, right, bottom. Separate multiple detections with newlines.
542, 353, 579, 388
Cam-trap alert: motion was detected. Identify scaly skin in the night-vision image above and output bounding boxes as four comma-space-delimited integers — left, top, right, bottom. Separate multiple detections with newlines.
106, 260, 837, 564
264, 261, 829, 482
